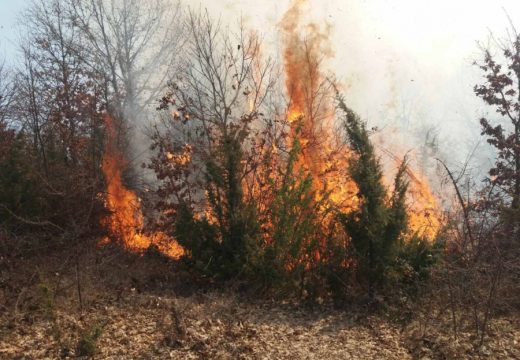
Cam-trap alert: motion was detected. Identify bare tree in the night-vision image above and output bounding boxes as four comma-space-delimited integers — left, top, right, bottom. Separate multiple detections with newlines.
0, 59, 15, 125
15, 0, 94, 168
69, 0, 184, 140
151, 10, 278, 210
147, 11, 286, 276
0, 56, 17, 196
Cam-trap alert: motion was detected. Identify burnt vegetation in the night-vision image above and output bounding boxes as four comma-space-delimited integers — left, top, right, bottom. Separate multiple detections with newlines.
0, 1, 519, 359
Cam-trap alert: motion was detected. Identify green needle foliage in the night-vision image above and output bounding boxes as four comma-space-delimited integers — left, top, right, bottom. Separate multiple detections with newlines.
336, 93, 409, 300
258, 124, 323, 290
174, 128, 260, 279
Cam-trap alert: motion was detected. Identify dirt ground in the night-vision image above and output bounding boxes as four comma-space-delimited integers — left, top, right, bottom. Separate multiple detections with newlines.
0, 244, 518, 359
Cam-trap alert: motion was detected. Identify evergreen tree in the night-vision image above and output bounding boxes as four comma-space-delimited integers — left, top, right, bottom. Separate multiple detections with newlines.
336, 93, 409, 300
174, 126, 260, 279
259, 124, 322, 289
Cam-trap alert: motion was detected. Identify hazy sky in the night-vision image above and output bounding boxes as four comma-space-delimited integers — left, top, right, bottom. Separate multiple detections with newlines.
3, 0, 520, 171
169, 0, 520, 172
0, 0, 25, 59
196, 0, 520, 172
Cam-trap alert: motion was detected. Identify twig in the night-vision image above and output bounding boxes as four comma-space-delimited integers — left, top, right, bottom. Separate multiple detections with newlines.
76, 254, 83, 313
0, 204, 64, 232
436, 158, 475, 246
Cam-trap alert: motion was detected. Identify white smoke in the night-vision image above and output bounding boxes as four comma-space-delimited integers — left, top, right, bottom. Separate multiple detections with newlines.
195, 0, 520, 185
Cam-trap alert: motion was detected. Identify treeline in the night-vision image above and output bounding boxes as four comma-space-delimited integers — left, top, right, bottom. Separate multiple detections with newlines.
1, 0, 519, 340
0, 0, 182, 243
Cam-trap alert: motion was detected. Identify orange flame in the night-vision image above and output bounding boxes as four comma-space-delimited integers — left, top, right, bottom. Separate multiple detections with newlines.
281, 0, 358, 212
405, 168, 442, 239
100, 114, 184, 259
281, 0, 441, 240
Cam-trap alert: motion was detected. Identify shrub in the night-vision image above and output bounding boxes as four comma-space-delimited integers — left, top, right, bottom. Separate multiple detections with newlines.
174, 130, 260, 279
389, 235, 441, 294
256, 128, 324, 291
0, 130, 42, 227
76, 325, 103, 357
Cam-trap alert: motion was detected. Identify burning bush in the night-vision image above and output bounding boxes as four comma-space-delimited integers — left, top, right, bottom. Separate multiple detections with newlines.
142, 9, 442, 300
172, 126, 262, 278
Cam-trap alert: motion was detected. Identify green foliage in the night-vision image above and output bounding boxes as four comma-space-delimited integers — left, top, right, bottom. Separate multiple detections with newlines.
36, 276, 63, 341
76, 325, 103, 357
174, 129, 260, 279
0, 125, 104, 237
174, 204, 220, 273
206, 131, 260, 277
336, 94, 410, 299
0, 131, 42, 225
389, 236, 441, 294
38, 280, 55, 319
256, 128, 323, 289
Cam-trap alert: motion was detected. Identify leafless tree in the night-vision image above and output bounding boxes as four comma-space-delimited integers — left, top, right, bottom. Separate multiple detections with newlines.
69, 0, 185, 138
0, 59, 15, 126
158, 9, 278, 147
14, 0, 98, 170
150, 10, 278, 209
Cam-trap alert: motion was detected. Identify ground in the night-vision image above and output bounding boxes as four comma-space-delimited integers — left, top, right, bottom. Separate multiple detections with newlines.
0, 242, 518, 359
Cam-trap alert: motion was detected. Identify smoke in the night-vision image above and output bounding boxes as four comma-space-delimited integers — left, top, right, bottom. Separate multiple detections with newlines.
194, 0, 520, 188
5, 0, 520, 182
111, 0, 185, 187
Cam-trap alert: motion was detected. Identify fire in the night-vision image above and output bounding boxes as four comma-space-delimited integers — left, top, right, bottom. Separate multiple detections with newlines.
281, 0, 358, 212
100, 114, 184, 259
281, 0, 441, 239
100, 1, 440, 262
405, 168, 442, 240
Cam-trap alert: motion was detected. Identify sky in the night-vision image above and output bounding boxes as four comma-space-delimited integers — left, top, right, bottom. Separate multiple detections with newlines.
197, 0, 520, 174
0, 0, 25, 60
3, 0, 520, 174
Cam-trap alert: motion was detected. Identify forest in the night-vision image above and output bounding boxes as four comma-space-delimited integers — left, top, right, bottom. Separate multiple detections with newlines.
0, 0, 519, 358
